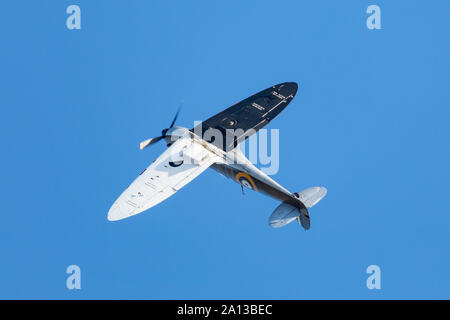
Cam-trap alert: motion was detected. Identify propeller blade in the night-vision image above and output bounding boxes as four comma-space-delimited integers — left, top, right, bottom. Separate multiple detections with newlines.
169, 102, 183, 128
139, 136, 163, 150
140, 103, 183, 150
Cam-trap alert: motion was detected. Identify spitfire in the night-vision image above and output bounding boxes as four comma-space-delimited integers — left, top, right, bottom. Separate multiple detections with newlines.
108, 82, 326, 230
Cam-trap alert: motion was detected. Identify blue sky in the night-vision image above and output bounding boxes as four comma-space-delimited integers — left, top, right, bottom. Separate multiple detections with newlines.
1, 0, 449, 299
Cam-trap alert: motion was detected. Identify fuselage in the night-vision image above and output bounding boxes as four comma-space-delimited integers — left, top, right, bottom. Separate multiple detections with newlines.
163, 126, 299, 206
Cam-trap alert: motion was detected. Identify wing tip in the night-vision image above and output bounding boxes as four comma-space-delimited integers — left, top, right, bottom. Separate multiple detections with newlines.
274, 81, 299, 98
107, 204, 127, 221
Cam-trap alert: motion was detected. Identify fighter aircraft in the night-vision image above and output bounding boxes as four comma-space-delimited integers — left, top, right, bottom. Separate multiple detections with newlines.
108, 82, 326, 230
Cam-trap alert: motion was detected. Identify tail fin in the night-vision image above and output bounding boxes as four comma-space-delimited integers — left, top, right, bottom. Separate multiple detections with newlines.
269, 187, 327, 230
297, 206, 311, 230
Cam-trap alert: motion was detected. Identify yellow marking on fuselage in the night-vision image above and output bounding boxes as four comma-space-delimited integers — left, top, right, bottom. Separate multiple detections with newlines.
235, 172, 258, 192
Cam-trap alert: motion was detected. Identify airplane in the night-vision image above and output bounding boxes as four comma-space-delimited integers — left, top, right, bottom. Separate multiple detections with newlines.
107, 82, 327, 230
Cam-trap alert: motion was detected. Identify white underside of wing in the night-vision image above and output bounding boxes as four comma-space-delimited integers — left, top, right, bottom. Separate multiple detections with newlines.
108, 137, 220, 221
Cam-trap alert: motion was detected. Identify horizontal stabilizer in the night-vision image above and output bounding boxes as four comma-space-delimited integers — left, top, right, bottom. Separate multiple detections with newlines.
269, 203, 300, 228
269, 202, 310, 230
295, 187, 327, 208
269, 186, 326, 230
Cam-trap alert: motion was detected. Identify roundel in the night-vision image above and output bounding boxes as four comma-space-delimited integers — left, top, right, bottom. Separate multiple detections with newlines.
169, 160, 184, 167
235, 172, 258, 192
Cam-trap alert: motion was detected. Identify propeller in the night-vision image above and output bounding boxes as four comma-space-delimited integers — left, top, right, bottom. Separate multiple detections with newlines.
139, 103, 183, 150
